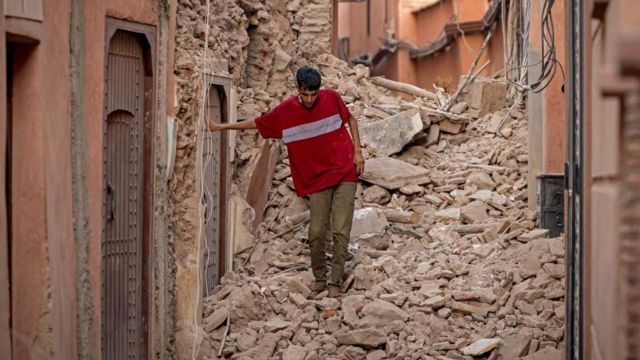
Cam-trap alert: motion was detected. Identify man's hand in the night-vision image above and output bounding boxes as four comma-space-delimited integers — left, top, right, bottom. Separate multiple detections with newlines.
205, 116, 224, 132
354, 151, 365, 176
205, 118, 257, 132
207, 121, 224, 132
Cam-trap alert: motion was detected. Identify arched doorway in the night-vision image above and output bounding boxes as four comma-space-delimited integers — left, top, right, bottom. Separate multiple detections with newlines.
201, 83, 228, 296
102, 28, 153, 359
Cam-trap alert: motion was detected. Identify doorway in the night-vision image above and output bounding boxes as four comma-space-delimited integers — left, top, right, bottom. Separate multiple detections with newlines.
201, 83, 228, 296
101, 25, 154, 359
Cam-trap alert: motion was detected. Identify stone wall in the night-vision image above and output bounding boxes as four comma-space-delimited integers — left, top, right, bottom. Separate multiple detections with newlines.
170, 0, 333, 356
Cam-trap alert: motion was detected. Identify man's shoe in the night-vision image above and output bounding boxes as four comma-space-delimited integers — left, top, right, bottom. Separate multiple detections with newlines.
308, 281, 326, 299
328, 285, 341, 299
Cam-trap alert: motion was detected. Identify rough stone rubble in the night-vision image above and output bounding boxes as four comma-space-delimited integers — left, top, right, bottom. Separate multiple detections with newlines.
170, 0, 335, 353
195, 55, 566, 360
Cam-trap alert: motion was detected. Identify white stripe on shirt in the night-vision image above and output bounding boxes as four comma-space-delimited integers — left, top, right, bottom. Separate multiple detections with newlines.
282, 114, 342, 144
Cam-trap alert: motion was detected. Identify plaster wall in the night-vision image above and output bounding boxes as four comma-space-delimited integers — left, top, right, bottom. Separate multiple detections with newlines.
455, 0, 487, 22
530, 0, 567, 174
3, 0, 78, 356
337, 0, 392, 63
339, 0, 502, 91
338, 2, 350, 39
7, 41, 51, 360
415, 1, 452, 43
40, 1, 77, 358
487, 21, 505, 76
526, 0, 567, 210
393, 1, 418, 84
584, 0, 640, 357
0, 1, 174, 358
78, 1, 173, 358
0, 0, 10, 356
416, 46, 460, 91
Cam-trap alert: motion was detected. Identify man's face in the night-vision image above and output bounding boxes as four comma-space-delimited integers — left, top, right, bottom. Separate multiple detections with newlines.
298, 87, 319, 109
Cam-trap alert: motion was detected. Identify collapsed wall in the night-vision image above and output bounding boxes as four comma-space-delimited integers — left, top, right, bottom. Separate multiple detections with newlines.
197, 54, 566, 359
170, 0, 333, 356
170, 2, 564, 359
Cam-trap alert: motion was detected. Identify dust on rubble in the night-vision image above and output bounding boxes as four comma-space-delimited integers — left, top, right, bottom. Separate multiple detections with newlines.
198, 54, 564, 360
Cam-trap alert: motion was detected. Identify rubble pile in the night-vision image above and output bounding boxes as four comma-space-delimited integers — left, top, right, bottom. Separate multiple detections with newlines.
172, 0, 333, 267
199, 55, 565, 360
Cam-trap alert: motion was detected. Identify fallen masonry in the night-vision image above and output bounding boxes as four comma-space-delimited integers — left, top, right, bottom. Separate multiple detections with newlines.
198, 55, 565, 360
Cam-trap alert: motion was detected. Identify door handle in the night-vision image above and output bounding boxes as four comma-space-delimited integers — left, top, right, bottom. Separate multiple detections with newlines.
107, 183, 116, 221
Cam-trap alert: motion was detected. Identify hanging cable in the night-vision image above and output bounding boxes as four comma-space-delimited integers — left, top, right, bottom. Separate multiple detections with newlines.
453, 0, 474, 52
503, 0, 565, 95
191, 0, 212, 358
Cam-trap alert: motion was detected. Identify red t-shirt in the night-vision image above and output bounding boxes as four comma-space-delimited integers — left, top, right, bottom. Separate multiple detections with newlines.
254, 89, 358, 197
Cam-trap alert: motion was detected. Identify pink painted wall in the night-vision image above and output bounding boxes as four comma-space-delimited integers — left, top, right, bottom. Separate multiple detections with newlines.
338, 0, 503, 91
455, 0, 488, 22
393, 0, 419, 84
338, 0, 393, 62
83, 2, 160, 358
529, 0, 567, 174
3, 1, 78, 357
41, 1, 78, 358
0, 0, 10, 356
8, 43, 51, 360
1, 1, 173, 358
413, 0, 500, 91
416, 1, 453, 43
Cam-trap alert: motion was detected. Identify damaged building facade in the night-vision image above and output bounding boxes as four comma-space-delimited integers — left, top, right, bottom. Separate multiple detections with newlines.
0, 0, 639, 359
0, 0, 178, 358
339, 0, 568, 238
0, 0, 338, 358
337, 0, 505, 92
170, 0, 336, 355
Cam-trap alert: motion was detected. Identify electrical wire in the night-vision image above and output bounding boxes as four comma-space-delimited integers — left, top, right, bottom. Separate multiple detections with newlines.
453, 0, 474, 52
191, 0, 212, 358
503, 0, 565, 95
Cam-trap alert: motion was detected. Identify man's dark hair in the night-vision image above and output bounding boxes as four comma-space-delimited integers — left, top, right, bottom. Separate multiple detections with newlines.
296, 66, 322, 91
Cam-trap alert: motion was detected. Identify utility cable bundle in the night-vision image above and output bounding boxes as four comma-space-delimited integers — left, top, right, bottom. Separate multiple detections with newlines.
502, 0, 565, 95
192, 0, 212, 358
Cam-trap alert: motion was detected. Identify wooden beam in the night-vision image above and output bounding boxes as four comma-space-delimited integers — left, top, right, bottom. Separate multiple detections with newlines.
370, 76, 438, 100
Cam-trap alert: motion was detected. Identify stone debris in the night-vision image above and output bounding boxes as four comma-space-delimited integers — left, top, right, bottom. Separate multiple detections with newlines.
361, 299, 409, 324
499, 333, 533, 358
351, 208, 389, 239
360, 109, 424, 156
461, 77, 508, 118
461, 338, 502, 356
360, 157, 431, 190
363, 185, 391, 205
336, 329, 387, 349
518, 228, 550, 242
196, 52, 565, 359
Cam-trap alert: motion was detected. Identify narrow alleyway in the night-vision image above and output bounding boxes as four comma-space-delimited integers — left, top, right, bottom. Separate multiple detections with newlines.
196, 55, 565, 360
5, 0, 640, 358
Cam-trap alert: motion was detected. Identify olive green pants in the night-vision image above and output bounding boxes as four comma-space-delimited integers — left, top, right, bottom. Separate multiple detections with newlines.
308, 182, 356, 286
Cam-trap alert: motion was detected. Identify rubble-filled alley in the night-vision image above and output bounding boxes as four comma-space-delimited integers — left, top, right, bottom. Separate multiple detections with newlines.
195, 54, 565, 360
5, 0, 640, 359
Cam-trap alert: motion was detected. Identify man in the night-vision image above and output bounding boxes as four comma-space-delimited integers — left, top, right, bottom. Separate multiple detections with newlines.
207, 66, 364, 299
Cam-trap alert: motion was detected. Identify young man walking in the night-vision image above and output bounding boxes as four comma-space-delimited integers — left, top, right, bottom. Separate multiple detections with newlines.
207, 66, 364, 299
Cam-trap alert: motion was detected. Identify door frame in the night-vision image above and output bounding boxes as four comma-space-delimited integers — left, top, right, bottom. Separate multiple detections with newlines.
102, 17, 156, 358
201, 74, 231, 295
566, 0, 585, 358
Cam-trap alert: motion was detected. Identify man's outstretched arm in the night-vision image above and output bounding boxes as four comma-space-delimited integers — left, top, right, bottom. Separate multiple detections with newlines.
207, 118, 256, 132
347, 116, 365, 175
